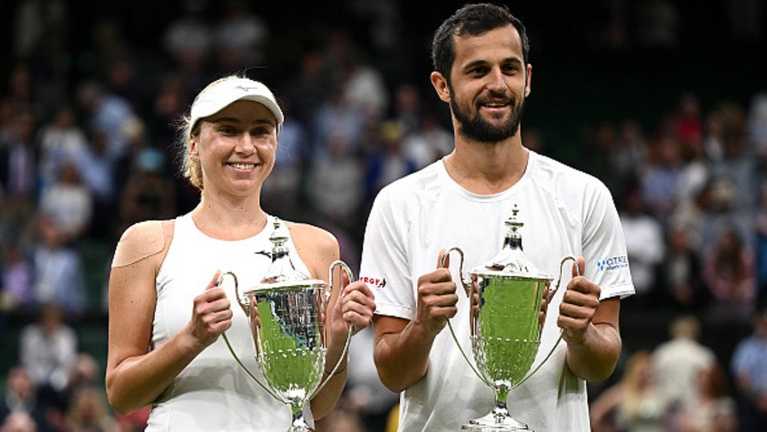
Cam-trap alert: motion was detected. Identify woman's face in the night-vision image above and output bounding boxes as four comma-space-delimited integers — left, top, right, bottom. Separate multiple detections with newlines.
191, 100, 278, 197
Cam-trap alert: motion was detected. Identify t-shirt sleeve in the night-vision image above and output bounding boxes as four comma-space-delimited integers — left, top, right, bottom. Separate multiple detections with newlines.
359, 187, 416, 320
582, 181, 635, 300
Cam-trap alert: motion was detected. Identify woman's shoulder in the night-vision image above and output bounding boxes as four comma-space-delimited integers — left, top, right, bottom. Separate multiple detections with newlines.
112, 219, 176, 268
286, 222, 339, 258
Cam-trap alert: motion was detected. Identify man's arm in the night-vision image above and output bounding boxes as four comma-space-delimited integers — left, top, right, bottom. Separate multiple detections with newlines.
559, 257, 622, 382
373, 316, 436, 392
563, 298, 621, 381
373, 260, 457, 392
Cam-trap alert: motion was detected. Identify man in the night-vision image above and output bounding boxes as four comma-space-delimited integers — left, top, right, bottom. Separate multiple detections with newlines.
732, 306, 767, 431
360, 4, 634, 431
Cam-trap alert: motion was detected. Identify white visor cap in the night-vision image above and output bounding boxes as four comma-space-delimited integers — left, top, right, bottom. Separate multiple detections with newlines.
190, 76, 284, 129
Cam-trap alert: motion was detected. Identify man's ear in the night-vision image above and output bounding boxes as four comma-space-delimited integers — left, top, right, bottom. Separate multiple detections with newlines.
524, 63, 533, 98
430, 71, 452, 103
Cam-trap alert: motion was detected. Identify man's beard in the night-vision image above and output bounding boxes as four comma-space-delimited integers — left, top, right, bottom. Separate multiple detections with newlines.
450, 90, 525, 143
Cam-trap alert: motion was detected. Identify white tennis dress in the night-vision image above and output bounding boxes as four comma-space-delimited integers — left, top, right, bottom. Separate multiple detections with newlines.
146, 213, 314, 431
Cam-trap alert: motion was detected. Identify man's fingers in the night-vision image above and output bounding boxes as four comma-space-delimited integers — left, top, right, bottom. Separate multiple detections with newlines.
423, 293, 459, 308
559, 303, 596, 320
565, 281, 601, 302
437, 249, 450, 269
419, 281, 456, 297
431, 306, 457, 318
205, 309, 233, 325
571, 256, 586, 278
208, 270, 222, 289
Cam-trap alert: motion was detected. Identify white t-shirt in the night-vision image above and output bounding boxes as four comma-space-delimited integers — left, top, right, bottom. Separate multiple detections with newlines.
147, 213, 314, 431
360, 151, 635, 432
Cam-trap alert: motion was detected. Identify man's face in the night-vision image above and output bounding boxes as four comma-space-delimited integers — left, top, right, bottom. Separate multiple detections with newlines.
445, 25, 531, 143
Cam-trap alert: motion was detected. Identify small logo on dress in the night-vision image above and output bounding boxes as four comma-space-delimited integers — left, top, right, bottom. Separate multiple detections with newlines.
360, 276, 387, 289
596, 255, 629, 272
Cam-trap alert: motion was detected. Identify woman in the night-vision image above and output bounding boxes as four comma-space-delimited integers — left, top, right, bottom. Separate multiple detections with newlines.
105, 75, 376, 431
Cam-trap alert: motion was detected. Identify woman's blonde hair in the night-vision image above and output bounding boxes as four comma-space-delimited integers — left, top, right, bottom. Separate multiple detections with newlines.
177, 114, 204, 190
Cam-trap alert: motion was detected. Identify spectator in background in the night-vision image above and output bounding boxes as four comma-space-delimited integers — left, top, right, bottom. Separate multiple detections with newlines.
651, 316, 715, 408
703, 228, 756, 320
392, 84, 421, 136
118, 146, 176, 232
672, 94, 703, 157
731, 306, 767, 431
641, 133, 681, 219
711, 103, 757, 212
32, 216, 86, 314
38, 161, 92, 243
611, 120, 648, 185
591, 351, 668, 432
757, 182, 767, 304
76, 81, 138, 164
19, 303, 77, 393
659, 225, 708, 309
674, 362, 737, 432
402, 112, 452, 170
38, 106, 87, 195
65, 387, 116, 432
162, 0, 211, 92
365, 122, 416, 200
212, 0, 268, 71
0, 368, 43, 430
1, 244, 33, 312
307, 132, 363, 226
0, 110, 38, 203
748, 93, 767, 158
261, 99, 306, 219
620, 179, 664, 300
0, 411, 37, 432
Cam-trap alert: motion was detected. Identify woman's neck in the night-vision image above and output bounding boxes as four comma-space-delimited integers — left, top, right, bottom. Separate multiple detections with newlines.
192, 189, 268, 240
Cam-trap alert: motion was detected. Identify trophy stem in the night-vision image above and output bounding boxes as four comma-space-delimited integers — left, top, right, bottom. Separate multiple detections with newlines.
288, 399, 313, 432
492, 382, 511, 422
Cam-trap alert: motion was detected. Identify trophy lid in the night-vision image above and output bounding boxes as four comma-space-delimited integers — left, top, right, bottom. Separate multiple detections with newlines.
250, 218, 325, 291
472, 204, 551, 280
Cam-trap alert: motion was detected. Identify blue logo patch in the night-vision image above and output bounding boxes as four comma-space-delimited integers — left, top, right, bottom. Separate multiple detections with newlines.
596, 255, 629, 272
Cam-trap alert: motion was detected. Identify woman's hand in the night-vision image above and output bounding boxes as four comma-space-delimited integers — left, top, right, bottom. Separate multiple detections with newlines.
327, 271, 376, 343
184, 271, 234, 350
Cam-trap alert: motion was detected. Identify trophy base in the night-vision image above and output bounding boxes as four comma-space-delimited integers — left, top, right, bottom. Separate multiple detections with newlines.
461, 413, 531, 431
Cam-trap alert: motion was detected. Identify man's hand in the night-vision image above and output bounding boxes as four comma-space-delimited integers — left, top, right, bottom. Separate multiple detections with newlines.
558, 256, 601, 345
414, 251, 458, 337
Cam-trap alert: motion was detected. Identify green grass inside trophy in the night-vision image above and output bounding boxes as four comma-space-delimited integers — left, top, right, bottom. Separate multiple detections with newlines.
221, 219, 352, 432
444, 205, 576, 431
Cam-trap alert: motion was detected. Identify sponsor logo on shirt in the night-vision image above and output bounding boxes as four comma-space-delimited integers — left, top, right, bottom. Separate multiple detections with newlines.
360, 276, 386, 289
596, 255, 629, 272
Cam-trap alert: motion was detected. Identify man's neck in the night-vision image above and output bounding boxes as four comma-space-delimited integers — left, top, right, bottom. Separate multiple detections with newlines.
444, 132, 529, 195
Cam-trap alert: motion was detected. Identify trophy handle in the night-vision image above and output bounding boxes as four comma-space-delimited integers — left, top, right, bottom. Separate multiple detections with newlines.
218, 271, 286, 403
441, 247, 495, 388
310, 260, 354, 398
515, 255, 580, 388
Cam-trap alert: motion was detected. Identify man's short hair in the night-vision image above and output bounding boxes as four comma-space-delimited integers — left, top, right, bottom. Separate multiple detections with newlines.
431, 3, 530, 84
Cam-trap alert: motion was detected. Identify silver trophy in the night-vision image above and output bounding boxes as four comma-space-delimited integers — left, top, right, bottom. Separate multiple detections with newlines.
220, 219, 352, 432
443, 205, 577, 431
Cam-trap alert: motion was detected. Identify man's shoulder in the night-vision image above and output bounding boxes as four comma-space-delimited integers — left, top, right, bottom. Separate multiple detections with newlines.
529, 152, 615, 214
530, 151, 606, 192
375, 161, 444, 205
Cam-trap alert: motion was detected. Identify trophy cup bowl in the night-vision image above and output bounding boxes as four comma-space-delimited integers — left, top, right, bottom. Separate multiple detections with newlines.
445, 206, 576, 431
220, 219, 352, 432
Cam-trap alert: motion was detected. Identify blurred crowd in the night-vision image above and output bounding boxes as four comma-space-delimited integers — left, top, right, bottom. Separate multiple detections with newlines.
0, 0, 766, 431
